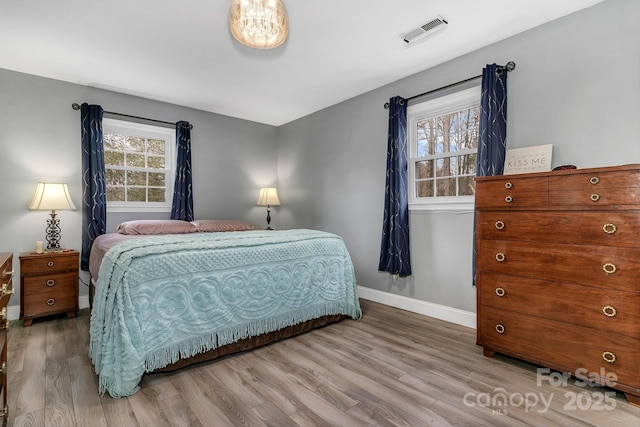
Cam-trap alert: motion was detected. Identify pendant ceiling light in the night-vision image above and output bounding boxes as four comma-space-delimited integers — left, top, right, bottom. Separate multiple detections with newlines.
229, 0, 289, 49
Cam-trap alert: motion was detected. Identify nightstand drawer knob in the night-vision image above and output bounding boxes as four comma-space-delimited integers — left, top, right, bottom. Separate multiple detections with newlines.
47, 298, 55, 306
495, 287, 506, 297
47, 261, 54, 267
0, 284, 13, 296
504, 182, 512, 189
602, 263, 616, 275
590, 193, 600, 202
602, 351, 616, 363
602, 223, 617, 234
504, 196, 513, 203
46, 279, 55, 287
590, 176, 599, 185
602, 305, 617, 317
495, 324, 505, 334
495, 220, 505, 230
495, 253, 506, 262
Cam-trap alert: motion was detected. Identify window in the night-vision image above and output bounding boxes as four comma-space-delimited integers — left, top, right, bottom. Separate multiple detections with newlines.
103, 118, 176, 212
408, 86, 480, 211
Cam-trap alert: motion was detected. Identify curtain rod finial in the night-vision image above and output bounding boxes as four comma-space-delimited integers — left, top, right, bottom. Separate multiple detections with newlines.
72, 103, 80, 110
505, 61, 516, 72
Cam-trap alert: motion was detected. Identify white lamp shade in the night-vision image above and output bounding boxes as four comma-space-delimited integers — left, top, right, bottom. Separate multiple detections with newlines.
256, 187, 280, 206
29, 182, 76, 211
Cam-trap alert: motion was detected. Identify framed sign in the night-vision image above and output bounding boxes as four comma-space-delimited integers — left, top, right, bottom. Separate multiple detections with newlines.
503, 144, 553, 175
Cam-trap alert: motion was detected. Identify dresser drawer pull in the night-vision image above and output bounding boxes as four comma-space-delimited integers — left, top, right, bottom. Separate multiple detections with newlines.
46, 279, 55, 287
495, 220, 505, 230
0, 362, 6, 375
602, 351, 616, 363
1, 284, 14, 297
590, 194, 600, 202
504, 196, 513, 203
0, 307, 5, 320
47, 261, 54, 267
504, 182, 512, 189
47, 298, 55, 306
495, 324, 505, 334
495, 287, 505, 297
1, 269, 13, 278
602, 223, 617, 234
602, 263, 616, 274
590, 176, 599, 185
602, 305, 617, 317
0, 406, 6, 418
495, 253, 506, 262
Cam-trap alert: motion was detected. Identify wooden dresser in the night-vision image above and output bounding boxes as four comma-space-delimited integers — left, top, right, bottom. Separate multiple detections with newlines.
0, 253, 13, 424
19, 250, 79, 327
475, 164, 640, 406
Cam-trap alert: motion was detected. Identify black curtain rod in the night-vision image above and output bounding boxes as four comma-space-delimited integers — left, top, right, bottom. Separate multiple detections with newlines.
71, 103, 193, 130
384, 61, 516, 109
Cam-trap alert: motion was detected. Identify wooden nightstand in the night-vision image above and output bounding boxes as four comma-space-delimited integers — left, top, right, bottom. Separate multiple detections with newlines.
19, 250, 79, 327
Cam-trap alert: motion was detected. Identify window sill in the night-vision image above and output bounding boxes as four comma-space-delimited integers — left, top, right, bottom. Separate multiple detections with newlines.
409, 196, 475, 213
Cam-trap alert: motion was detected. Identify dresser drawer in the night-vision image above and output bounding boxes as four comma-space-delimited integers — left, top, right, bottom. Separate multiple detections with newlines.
0, 256, 12, 289
478, 272, 640, 337
22, 272, 76, 296
549, 168, 640, 191
550, 188, 640, 207
476, 211, 640, 247
478, 306, 640, 389
20, 254, 77, 275
22, 292, 77, 317
477, 240, 640, 292
475, 177, 548, 208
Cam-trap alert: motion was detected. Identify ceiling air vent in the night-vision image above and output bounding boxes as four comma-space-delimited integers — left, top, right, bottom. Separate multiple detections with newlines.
402, 16, 448, 47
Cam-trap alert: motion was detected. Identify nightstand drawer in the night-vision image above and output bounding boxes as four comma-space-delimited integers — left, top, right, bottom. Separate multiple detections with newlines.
20, 254, 77, 275
22, 293, 77, 317
22, 272, 76, 295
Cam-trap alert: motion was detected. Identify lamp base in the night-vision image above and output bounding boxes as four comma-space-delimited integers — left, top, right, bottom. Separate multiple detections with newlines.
45, 210, 62, 250
265, 206, 274, 230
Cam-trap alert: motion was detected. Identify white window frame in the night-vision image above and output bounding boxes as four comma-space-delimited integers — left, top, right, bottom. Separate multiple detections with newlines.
408, 85, 481, 212
102, 118, 176, 213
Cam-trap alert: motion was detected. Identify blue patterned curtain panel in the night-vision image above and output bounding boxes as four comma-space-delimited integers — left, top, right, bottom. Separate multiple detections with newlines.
473, 63, 509, 285
379, 96, 412, 277
170, 121, 194, 221
80, 103, 107, 270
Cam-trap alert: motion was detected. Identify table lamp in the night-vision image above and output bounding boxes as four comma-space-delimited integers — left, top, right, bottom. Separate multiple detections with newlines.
29, 182, 76, 250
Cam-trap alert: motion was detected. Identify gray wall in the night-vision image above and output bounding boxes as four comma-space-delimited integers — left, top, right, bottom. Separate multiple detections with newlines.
276, 0, 640, 313
0, 70, 277, 307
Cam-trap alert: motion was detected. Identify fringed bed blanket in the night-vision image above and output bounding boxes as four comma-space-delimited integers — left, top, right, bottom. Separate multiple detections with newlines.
89, 229, 362, 397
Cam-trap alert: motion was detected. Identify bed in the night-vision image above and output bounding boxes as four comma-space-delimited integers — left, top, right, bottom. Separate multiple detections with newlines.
88, 220, 362, 397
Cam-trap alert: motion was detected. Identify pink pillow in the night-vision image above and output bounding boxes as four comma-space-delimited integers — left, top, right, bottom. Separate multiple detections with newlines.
117, 220, 197, 235
191, 219, 256, 232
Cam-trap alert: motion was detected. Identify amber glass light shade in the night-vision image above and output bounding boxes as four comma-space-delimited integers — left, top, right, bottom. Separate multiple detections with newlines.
229, 0, 289, 49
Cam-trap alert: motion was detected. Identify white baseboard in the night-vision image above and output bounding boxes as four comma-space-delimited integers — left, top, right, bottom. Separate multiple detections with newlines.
7, 295, 91, 321
357, 286, 476, 329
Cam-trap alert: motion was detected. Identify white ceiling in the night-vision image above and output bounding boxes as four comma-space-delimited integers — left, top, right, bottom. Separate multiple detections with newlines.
1, 0, 603, 126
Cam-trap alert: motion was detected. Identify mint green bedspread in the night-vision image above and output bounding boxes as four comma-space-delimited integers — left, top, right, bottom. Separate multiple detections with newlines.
89, 229, 362, 397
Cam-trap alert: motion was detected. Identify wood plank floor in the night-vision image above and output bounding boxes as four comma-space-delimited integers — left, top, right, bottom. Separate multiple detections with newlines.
6, 299, 640, 426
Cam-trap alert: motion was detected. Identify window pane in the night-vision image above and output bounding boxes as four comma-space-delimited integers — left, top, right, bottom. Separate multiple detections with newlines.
128, 187, 146, 202
107, 186, 125, 201
436, 157, 457, 178
148, 172, 165, 187
126, 137, 145, 152
106, 169, 125, 186
105, 151, 125, 166
148, 188, 165, 202
415, 160, 433, 179
416, 180, 433, 197
458, 153, 477, 176
436, 177, 456, 197
459, 176, 475, 196
104, 134, 125, 151
417, 118, 435, 156
126, 153, 146, 168
147, 139, 165, 155
147, 155, 165, 169
127, 171, 147, 186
